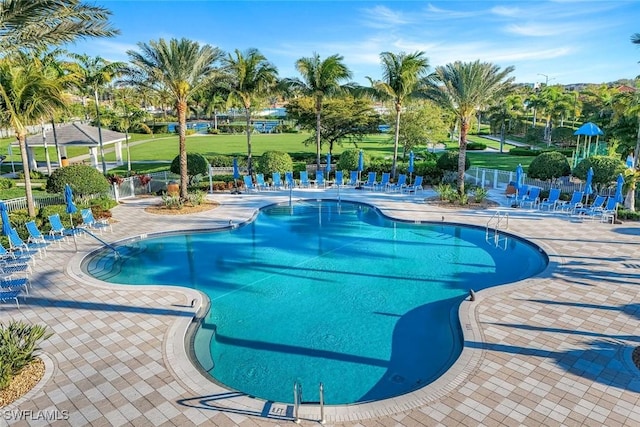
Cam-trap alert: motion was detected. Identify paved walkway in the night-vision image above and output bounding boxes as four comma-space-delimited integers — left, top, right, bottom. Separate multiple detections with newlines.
2, 187, 640, 426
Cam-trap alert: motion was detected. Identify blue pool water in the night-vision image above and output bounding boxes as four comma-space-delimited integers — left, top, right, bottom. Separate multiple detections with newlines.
84, 201, 547, 404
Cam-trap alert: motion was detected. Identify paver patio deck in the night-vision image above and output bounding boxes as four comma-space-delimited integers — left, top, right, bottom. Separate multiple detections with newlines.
1, 186, 640, 426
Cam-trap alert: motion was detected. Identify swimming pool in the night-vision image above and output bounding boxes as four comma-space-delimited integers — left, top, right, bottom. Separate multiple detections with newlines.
83, 200, 547, 405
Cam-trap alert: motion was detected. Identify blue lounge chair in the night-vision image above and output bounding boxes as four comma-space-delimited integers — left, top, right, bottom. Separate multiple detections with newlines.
363, 172, 377, 190
375, 172, 391, 191
315, 171, 325, 188
0, 242, 32, 265
285, 171, 295, 188
48, 214, 67, 239
1, 276, 29, 296
25, 221, 62, 246
389, 174, 407, 192
255, 173, 269, 191
347, 171, 358, 186
8, 228, 46, 259
575, 195, 606, 217
334, 170, 344, 187
521, 187, 541, 209
539, 188, 561, 210
515, 184, 530, 205
299, 171, 311, 188
403, 176, 423, 193
558, 191, 584, 214
271, 172, 284, 190
81, 209, 112, 234
243, 175, 258, 192
0, 289, 22, 308
599, 197, 618, 223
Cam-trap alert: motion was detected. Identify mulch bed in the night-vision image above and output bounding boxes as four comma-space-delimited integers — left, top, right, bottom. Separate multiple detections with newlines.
144, 201, 219, 215
425, 196, 500, 209
0, 358, 45, 408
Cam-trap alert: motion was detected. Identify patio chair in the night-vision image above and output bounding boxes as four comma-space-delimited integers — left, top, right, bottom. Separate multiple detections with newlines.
80, 209, 112, 234
285, 171, 295, 188
271, 172, 284, 190
0, 289, 22, 308
299, 171, 311, 188
1, 276, 29, 295
520, 186, 541, 209
0, 242, 32, 266
375, 172, 391, 191
347, 171, 358, 186
255, 173, 269, 191
599, 197, 618, 224
363, 172, 377, 190
315, 171, 326, 188
557, 191, 584, 214
26, 221, 63, 247
575, 195, 606, 217
334, 170, 344, 187
539, 188, 561, 210
388, 174, 407, 192
402, 176, 423, 193
243, 175, 258, 192
48, 214, 67, 239
8, 228, 46, 259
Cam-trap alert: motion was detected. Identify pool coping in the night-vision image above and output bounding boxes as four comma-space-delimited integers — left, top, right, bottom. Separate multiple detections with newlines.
65, 194, 563, 423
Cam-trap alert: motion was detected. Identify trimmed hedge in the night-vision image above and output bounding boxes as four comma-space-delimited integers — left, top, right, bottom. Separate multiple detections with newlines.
45, 165, 110, 196
466, 142, 487, 150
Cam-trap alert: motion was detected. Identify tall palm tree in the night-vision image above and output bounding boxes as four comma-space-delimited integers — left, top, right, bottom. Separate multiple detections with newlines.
126, 38, 223, 199
222, 48, 278, 176
285, 53, 352, 169
0, 55, 68, 216
426, 60, 514, 194
68, 53, 125, 174
369, 51, 429, 178
0, 0, 119, 53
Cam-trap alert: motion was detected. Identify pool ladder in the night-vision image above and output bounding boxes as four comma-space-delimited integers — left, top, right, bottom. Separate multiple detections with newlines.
293, 381, 325, 424
486, 210, 509, 250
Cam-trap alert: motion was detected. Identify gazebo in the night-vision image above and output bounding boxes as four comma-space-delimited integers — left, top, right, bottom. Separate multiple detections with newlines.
16, 122, 126, 171
573, 122, 604, 168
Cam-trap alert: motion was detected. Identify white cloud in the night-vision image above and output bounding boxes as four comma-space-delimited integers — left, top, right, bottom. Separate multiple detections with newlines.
424, 3, 483, 19
491, 6, 521, 17
505, 24, 564, 37
360, 5, 412, 29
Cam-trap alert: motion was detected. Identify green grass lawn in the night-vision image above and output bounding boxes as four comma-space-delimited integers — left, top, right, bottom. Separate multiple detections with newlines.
467, 153, 534, 171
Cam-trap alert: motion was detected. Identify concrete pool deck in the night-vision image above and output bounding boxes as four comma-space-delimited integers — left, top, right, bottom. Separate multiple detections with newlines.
2, 187, 640, 426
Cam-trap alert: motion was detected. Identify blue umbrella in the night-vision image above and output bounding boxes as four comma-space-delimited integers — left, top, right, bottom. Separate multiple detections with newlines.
232, 157, 240, 179
515, 164, 523, 193
358, 150, 364, 172
64, 184, 77, 215
408, 150, 414, 184
584, 167, 594, 203
0, 201, 11, 236
615, 173, 624, 204
325, 152, 331, 178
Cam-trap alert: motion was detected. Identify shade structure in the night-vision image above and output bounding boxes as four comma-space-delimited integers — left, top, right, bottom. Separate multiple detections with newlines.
615, 173, 624, 204
573, 122, 604, 136
573, 122, 605, 167
584, 167, 594, 203
0, 201, 11, 236
358, 150, 364, 172
232, 158, 240, 179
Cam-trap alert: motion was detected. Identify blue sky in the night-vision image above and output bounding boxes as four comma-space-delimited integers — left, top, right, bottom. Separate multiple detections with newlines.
66, 0, 640, 86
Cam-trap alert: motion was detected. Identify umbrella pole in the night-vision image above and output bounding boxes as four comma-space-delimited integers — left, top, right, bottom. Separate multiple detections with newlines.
70, 214, 78, 252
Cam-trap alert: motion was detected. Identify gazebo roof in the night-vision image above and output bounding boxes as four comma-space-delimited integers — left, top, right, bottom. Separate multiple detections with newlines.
22, 123, 126, 147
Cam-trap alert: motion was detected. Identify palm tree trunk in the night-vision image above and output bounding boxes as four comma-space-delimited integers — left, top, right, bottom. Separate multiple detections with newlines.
392, 104, 401, 179
458, 117, 469, 195
177, 99, 188, 199
315, 95, 322, 170
17, 134, 36, 217
245, 106, 253, 176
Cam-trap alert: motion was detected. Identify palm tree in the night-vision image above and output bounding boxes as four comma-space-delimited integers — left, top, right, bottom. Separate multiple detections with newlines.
221, 48, 278, 176
426, 60, 515, 194
0, 55, 68, 216
0, 0, 119, 53
368, 51, 429, 178
68, 53, 125, 174
285, 53, 352, 169
126, 38, 223, 199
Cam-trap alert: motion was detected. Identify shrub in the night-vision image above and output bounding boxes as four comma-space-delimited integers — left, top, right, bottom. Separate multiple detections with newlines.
187, 190, 206, 206
473, 187, 489, 203
524, 126, 544, 145
436, 151, 470, 172
46, 165, 110, 196
161, 193, 183, 209
573, 156, 626, 189
618, 209, 640, 221
170, 153, 209, 185
435, 183, 456, 201
466, 142, 487, 151
508, 147, 540, 156
336, 149, 364, 172
527, 151, 571, 180
0, 321, 51, 390
414, 161, 441, 185
208, 155, 235, 167
255, 151, 293, 175
551, 126, 575, 145
0, 178, 14, 190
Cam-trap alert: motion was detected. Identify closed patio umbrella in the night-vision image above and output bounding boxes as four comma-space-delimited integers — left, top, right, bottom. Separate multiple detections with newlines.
358, 150, 364, 182
232, 157, 240, 194
515, 164, 524, 195
408, 150, 414, 184
326, 152, 331, 181
615, 173, 624, 204
65, 184, 78, 250
584, 167, 594, 204
0, 201, 11, 236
